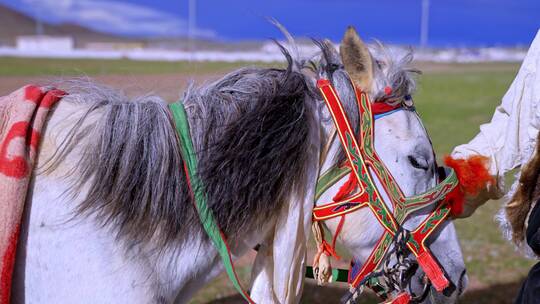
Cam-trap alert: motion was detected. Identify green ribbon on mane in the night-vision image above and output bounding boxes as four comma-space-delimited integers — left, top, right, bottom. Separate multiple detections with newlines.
169, 102, 254, 303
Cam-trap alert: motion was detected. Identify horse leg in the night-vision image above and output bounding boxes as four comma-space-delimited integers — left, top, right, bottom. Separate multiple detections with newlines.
250, 236, 280, 303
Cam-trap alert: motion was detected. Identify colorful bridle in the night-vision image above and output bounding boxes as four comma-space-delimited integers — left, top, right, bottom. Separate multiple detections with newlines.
313, 78, 459, 304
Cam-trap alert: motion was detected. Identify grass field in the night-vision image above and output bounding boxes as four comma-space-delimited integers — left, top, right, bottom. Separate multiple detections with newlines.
0, 56, 277, 77
0, 57, 531, 303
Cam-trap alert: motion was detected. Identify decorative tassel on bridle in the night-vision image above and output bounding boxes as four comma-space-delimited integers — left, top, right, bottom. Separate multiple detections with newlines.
312, 168, 355, 285
311, 221, 339, 285
443, 155, 495, 217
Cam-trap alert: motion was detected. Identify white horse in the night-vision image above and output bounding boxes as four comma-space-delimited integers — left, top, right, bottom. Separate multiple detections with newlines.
12, 27, 466, 303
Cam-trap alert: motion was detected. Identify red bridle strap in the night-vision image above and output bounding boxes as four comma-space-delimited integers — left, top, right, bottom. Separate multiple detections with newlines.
371, 101, 402, 115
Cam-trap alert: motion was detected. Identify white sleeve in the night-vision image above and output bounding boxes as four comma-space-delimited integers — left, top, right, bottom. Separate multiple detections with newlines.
452, 29, 540, 196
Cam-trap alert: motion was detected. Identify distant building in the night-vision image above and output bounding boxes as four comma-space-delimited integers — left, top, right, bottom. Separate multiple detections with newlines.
16, 36, 74, 51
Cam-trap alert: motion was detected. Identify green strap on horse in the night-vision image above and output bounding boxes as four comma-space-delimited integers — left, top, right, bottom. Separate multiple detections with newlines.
169, 102, 255, 303
305, 266, 349, 282
315, 166, 351, 201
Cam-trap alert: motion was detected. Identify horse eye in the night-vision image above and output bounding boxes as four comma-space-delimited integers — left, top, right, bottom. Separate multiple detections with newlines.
408, 155, 429, 171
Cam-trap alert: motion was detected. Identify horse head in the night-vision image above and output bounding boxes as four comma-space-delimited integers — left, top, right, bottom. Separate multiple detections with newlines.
313, 27, 468, 303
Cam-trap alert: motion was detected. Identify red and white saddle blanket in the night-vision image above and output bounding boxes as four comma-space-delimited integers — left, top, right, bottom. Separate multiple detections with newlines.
0, 86, 65, 304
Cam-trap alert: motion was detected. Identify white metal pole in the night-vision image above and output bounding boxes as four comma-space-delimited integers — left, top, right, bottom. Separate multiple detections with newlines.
36, 17, 43, 36
188, 0, 196, 59
420, 0, 430, 48
32, 0, 43, 36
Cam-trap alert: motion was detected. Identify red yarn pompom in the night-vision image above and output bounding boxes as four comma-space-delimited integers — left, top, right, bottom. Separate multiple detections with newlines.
443, 155, 495, 216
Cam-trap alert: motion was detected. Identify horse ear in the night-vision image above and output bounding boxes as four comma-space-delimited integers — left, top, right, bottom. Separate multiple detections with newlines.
340, 26, 373, 92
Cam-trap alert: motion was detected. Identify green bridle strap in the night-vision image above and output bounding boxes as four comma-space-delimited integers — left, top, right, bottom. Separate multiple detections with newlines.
169, 102, 255, 303
305, 266, 349, 282
315, 163, 458, 214
315, 165, 351, 201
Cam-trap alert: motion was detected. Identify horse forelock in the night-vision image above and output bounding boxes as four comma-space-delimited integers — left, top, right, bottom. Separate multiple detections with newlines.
312, 39, 419, 166
313, 39, 419, 105
369, 42, 420, 105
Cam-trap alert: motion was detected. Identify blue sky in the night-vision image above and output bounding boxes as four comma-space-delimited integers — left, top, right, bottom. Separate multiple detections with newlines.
1, 0, 539, 46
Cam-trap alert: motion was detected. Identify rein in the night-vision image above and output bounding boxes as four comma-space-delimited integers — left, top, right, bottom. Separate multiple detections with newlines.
312, 79, 459, 304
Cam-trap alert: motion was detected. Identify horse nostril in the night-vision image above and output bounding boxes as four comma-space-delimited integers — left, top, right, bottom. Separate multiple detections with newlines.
408, 155, 429, 171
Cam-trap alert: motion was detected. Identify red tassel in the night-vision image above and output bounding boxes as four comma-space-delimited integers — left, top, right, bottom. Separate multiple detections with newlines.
443, 155, 495, 216
332, 169, 357, 202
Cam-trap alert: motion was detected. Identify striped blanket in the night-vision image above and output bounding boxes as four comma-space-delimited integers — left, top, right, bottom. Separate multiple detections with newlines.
0, 86, 64, 304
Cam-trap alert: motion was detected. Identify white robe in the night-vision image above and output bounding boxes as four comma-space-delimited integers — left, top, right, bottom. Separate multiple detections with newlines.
452, 29, 540, 199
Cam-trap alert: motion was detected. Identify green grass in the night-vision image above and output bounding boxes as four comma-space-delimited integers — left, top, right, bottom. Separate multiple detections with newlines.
415, 66, 519, 155
0, 56, 277, 76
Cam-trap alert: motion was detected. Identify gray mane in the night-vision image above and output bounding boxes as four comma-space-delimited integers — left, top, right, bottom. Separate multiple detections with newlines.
48, 47, 317, 248
312, 40, 419, 106
185, 54, 316, 240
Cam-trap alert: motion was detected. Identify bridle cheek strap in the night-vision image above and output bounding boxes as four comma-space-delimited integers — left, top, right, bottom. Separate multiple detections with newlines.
314, 78, 459, 299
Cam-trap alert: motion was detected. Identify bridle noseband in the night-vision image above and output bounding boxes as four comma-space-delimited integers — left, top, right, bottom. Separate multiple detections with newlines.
312, 78, 459, 304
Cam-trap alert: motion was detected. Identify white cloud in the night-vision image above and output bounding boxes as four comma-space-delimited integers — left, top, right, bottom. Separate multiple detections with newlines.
22, 0, 216, 38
